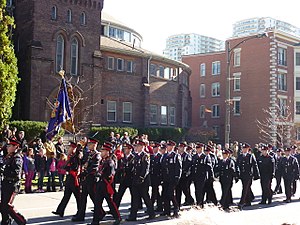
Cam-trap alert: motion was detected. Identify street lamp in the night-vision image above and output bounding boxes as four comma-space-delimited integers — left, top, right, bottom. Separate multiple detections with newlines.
224, 33, 268, 145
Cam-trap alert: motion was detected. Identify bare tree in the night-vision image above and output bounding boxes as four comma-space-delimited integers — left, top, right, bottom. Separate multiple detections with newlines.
256, 99, 294, 147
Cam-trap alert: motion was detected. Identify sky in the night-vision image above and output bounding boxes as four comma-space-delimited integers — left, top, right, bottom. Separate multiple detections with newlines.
103, 0, 300, 55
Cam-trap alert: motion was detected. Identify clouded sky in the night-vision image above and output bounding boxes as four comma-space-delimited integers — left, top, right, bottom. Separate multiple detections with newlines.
103, 0, 300, 54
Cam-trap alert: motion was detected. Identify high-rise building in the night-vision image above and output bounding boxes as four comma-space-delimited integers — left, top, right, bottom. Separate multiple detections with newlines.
163, 33, 224, 61
183, 30, 300, 146
233, 17, 300, 38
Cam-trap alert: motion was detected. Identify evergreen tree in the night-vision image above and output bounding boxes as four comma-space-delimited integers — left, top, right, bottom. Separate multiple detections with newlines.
0, 0, 19, 129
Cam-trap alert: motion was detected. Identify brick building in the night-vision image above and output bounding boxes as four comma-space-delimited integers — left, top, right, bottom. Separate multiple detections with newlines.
11, 1, 191, 130
183, 30, 300, 146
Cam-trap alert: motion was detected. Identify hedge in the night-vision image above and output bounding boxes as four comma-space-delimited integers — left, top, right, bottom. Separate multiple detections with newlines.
8, 121, 64, 143
90, 126, 186, 144
9, 121, 47, 142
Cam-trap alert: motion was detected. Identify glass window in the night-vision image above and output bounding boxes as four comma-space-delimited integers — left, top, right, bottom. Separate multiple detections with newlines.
109, 27, 116, 38
108, 57, 114, 70
200, 105, 205, 118
278, 74, 287, 91
150, 64, 156, 76
279, 98, 287, 117
80, 12, 86, 25
234, 76, 241, 91
127, 61, 133, 73
212, 82, 220, 97
117, 58, 124, 71
70, 38, 78, 75
123, 102, 132, 123
234, 100, 241, 115
169, 107, 175, 125
296, 77, 300, 90
296, 53, 300, 66
212, 104, 220, 118
161, 106, 167, 125
150, 105, 157, 124
107, 101, 116, 122
159, 66, 164, 78
67, 9, 72, 23
278, 47, 287, 66
51, 6, 57, 20
296, 102, 300, 115
234, 51, 241, 66
297, 127, 300, 140
200, 84, 205, 98
200, 63, 205, 76
212, 61, 221, 75
56, 35, 64, 72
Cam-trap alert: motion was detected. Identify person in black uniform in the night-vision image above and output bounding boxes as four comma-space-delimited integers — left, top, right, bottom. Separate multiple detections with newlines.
175, 142, 194, 207
279, 147, 299, 203
216, 149, 238, 210
292, 145, 300, 196
236, 143, 260, 209
204, 145, 218, 205
1, 139, 27, 225
149, 142, 163, 212
89, 143, 121, 225
113, 143, 135, 208
126, 140, 155, 221
160, 140, 182, 218
72, 138, 101, 222
191, 143, 213, 208
52, 141, 82, 217
273, 148, 283, 194
257, 145, 275, 204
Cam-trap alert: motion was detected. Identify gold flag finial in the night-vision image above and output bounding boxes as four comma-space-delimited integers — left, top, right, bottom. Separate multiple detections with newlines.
58, 69, 65, 78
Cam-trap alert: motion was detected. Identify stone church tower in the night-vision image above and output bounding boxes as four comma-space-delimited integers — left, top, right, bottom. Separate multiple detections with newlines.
13, 0, 104, 125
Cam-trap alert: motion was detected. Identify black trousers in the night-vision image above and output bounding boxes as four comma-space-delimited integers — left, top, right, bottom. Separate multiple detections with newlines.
129, 179, 154, 219
1, 180, 26, 225
75, 176, 96, 219
260, 177, 272, 202
56, 175, 80, 215
175, 177, 194, 207
239, 177, 252, 205
204, 178, 217, 205
114, 180, 132, 208
92, 181, 120, 224
274, 174, 282, 193
283, 177, 293, 200
162, 180, 179, 214
194, 178, 206, 206
220, 177, 233, 209
150, 181, 163, 210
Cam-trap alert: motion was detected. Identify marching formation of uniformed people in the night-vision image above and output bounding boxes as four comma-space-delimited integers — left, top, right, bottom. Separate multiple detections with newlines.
3, 131, 300, 225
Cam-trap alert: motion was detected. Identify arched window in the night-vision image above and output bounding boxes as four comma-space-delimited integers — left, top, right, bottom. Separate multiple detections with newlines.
51, 6, 57, 20
55, 35, 64, 72
80, 12, 86, 25
67, 9, 72, 23
70, 38, 79, 75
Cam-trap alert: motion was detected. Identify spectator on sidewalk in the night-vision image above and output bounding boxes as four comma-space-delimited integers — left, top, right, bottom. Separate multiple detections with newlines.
55, 136, 65, 159
46, 152, 58, 192
57, 153, 67, 191
24, 148, 36, 193
35, 148, 47, 192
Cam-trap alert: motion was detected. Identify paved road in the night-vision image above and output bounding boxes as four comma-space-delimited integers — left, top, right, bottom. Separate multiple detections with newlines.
10, 180, 300, 225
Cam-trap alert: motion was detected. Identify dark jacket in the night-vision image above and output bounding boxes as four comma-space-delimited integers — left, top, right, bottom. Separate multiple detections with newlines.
279, 156, 299, 180
191, 153, 213, 181
257, 154, 275, 179
161, 151, 182, 183
236, 153, 260, 180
